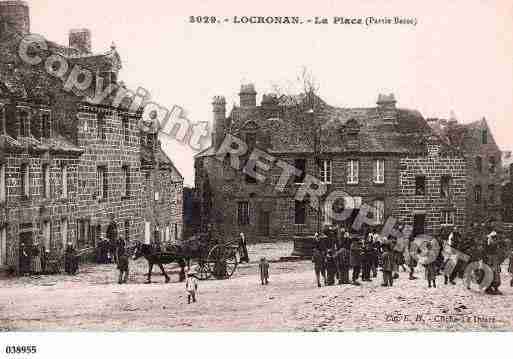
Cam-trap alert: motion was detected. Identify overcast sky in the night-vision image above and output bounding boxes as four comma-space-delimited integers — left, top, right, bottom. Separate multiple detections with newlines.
28, 0, 513, 186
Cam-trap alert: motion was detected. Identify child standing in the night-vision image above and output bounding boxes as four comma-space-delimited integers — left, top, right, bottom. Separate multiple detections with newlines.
312, 247, 326, 287
117, 246, 129, 284
336, 246, 350, 284
508, 248, 513, 287
424, 242, 437, 288
185, 270, 198, 304
381, 244, 394, 287
325, 249, 337, 286
259, 257, 270, 285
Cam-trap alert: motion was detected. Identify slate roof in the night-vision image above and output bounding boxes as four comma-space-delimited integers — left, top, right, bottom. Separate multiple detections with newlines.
140, 145, 184, 181
198, 94, 445, 157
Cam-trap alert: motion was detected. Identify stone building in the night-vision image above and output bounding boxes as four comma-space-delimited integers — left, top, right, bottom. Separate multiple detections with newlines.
0, 0, 183, 275
501, 151, 513, 223
194, 85, 467, 243
428, 117, 503, 226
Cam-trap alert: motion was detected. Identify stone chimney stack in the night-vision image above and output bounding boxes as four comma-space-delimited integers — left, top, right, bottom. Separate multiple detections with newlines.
212, 96, 227, 150
0, 0, 30, 36
239, 83, 257, 107
376, 93, 397, 109
69, 28, 92, 54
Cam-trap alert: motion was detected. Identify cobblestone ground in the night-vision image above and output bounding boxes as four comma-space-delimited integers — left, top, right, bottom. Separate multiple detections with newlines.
1, 241, 512, 331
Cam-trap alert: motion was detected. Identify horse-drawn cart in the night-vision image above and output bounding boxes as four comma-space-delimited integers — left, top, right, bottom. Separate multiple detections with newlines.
133, 234, 242, 283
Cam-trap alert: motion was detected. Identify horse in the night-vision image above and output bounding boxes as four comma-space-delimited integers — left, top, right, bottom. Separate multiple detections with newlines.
132, 242, 186, 283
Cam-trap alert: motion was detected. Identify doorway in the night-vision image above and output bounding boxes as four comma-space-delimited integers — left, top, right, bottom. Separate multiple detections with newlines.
413, 213, 426, 237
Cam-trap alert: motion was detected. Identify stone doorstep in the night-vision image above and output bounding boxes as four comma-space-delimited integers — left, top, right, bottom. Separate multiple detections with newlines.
276, 256, 308, 263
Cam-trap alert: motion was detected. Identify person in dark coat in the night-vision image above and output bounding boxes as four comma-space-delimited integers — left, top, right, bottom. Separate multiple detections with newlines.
350, 238, 363, 285
117, 245, 129, 284
64, 243, 78, 275
484, 232, 503, 295
381, 244, 395, 287
238, 232, 249, 263
312, 247, 326, 287
361, 238, 374, 282
335, 246, 350, 284
325, 249, 337, 286
19, 243, 30, 276
259, 257, 269, 285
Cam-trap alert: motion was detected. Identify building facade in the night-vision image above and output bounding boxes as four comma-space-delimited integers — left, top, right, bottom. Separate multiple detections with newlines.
0, 0, 183, 275
428, 117, 503, 227
194, 85, 468, 243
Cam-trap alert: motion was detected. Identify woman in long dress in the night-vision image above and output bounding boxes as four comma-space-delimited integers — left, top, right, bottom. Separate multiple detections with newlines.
30, 240, 42, 274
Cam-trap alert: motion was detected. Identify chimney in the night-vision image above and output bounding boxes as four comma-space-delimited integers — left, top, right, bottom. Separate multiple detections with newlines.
0, 0, 30, 36
376, 93, 396, 109
69, 28, 92, 54
212, 96, 226, 150
239, 83, 257, 107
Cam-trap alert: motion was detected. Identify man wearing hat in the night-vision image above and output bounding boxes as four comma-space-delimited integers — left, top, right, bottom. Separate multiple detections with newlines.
185, 269, 198, 304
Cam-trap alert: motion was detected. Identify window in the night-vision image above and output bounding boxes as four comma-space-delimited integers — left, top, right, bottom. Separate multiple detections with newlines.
123, 117, 129, 144
245, 159, 257, 184
374, 159, 385, 184
125, 220, 130, 242
488, 184, 495, 204
440, 175, 451, 198
41, 111, 51, 139
165, 224, 170, 242
0, 164, 5, 202
294, 159, 306, 184
324, 201, 333, 225
346, 160, 359, 184
61, 218, 68, 249
474, 185, 482, 203
415, 175, 426, 195
0, 104, 5, 135
43, 221, 51, 250
18, 109, 29, 137
97, 114, 105, 140
489, 156, 496, 174
246, 132, 256, 149
0, 226, 6, 266
238, 201, 250, 226
319, 159, 332, 184
21, 164, 29, 198
97, 166, 107, 200
77, 219, 90, 249
441, 211, 455, 226
154, 191, 160, 201
121, 165, 129, 198
42, 164, 50, 198
372, 200, 385, 224
476, 156, 482, 173
61, 165, 68, 199
295, 200, 306, 225
482, 129, 488, 144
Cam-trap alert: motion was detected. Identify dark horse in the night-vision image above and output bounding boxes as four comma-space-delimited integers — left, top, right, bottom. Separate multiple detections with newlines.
133, 243, 186, 283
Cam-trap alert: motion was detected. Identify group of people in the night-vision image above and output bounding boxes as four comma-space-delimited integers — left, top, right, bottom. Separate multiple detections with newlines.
311, 224, 513, 295
18, 240, 80, 276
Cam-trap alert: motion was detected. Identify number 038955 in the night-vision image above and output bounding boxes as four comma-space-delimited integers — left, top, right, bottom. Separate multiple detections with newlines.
4, 345, 37, 354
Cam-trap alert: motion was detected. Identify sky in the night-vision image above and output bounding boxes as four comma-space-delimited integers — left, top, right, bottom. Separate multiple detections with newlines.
26, 0, 513, 186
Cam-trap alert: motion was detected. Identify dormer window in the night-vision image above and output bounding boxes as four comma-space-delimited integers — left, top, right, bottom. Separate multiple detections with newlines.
18, 108, 30, 138
0, 104, 5, 135
482, 129, 488, 144
41, 110, 52, 139
97, 113, 106, 140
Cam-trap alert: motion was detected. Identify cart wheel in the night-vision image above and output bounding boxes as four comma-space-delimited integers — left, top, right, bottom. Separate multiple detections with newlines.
194, 260, 212, 280
207, 245, 238, 279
